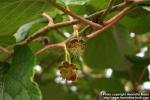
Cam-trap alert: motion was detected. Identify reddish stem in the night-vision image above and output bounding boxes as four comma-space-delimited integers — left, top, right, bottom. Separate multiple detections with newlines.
0, 46, 11, 55
35, 43, 64, 55
47, 0, 102, 29
85, 7, 130, 39
42, 13, 54, 25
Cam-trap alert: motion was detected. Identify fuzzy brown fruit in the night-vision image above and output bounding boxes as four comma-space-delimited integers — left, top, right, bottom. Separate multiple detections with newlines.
59, 61, 78, 81
66, 37, 86, 57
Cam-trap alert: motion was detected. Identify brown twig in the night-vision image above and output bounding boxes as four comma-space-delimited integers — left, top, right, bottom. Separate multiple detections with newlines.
47, 0, 102, 29
35, 43, 64, 55
103, 5, 130, 25
66, 6, 79, 36
79, 25, 91, 35
24, 2, 126, 43
0, 46, 11, 55
125, 0, 150, 4
35, 7, 131, 55
87, 2, 126, 19
2, 1, 149, 62
0, 46, 13, 61
137, 66, 148, 84
26, 0, 148, 44
42, 13, 54, 25
13, 1, 148, 56
85, 7, 131, 39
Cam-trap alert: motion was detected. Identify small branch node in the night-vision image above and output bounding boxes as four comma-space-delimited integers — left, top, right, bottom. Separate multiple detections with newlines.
42, 12, 54, 25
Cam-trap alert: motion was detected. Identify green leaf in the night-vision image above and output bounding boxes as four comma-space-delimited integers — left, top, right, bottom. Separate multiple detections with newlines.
48, 30, 65, 43
113, 55, 150, 82
14, 18, 45, 42
120, 14, 150, 34
0, 45, 42, 100
0, 35, 15, 46
0, 62, 10, 74
127, 6, 150, 17
0, 0, 53, 35
69, 5, 88, 15
83, 24, 136, 70
86, 0, 109, 11
143, 6, 150, 11
141, 3, 150, 12
60, 0, 89, 5
113, 65, 149, 83
126, 55, 150, 65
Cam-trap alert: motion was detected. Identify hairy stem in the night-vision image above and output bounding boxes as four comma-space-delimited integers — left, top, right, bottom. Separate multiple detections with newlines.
35, 43, 64, 55
130, 0, 150, 4
66, 6, 79, 37
24, 2, 126, 43
85, 7, 130, 39
47, 0, 102, 28
35, 6, 131, 55
0, 46, 11, 55
42, 13, 54, 25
